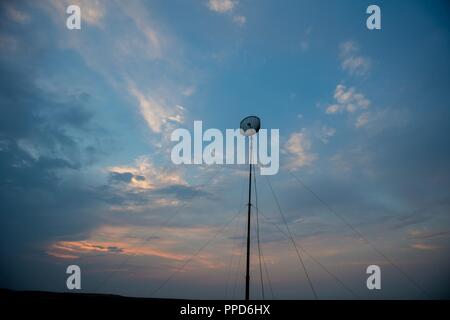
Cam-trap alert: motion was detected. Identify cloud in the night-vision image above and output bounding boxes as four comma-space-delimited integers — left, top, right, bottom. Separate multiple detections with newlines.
285, 131, 317, 170
207, 0, 236, 13
0, 62, 101, 172
0, 34, 18, 53
0, 58, 113, 272
411, 243, 438, 251
39, 0, 174, 88
46, 223, 232, 271
106, 156, 212, 213
47, 240, 186, 261
109, 156, 186, 190
3, 3, 30, 24
339, 41, 371, 76
110, 172, 134, 183
120, 2, 164, 56
129, 84, 185, 134
45, 0, 105, 26
39, 0, 192, 149
318, 126, 336, 143
75, 0, 105, 25
233, 15, 246, 26
326, 84, 370, 114
207, 0, 245, 27
182, 86, 196, 97
408, 229, 450, 240
299, 26, 312, 52
355, 112, 370, 128
325, 84, 371, 128
154, 185, 209, 200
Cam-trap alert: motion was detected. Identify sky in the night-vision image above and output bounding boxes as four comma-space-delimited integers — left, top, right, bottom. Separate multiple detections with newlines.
0, 0, 449, 299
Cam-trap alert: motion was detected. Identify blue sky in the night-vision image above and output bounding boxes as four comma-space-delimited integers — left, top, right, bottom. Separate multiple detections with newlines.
0, 0, 449, 299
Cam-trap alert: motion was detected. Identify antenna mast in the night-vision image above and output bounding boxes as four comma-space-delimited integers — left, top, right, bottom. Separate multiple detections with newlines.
245, 145, 252, 300
240, 116, 261, 301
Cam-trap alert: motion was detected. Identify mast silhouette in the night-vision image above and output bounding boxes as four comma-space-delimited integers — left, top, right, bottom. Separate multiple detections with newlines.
240, 116, 260, 301
245, 154, 252, 300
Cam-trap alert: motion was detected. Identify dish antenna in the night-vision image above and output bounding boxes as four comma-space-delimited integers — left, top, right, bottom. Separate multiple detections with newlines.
239, 116, 260, 300
240, 116, 260, 136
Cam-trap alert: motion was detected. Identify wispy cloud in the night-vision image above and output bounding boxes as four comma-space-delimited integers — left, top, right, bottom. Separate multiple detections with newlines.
411, 243, 438, 251
120, 1, 164, 57
47, 223, 235, 271
326, 84, 372, 128
339, 40, 371, 76
233, 15, 246, 26
326, 84, 370, 114
44, 0, 192, 148
299, 26, 312, 52
109, 155, 186, 190
317, 125, 336, 143
181, 86, 196, 97
45, 0, 105, 26
408, 229, 450, 240
207, 0, 246, 27
207, 0, 236, 13
285, 130, 317, 170
355, 112, 370, 128
4, 3, 30, 24
0, 34, 18, 52
129, 84, 185, 134
48, 240, 187, 261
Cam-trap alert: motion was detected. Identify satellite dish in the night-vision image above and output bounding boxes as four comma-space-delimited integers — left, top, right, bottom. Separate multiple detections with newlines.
240, 116, 261, 136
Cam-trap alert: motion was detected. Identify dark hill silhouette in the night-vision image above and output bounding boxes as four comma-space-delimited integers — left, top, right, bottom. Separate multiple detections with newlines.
0, 288, 445, 318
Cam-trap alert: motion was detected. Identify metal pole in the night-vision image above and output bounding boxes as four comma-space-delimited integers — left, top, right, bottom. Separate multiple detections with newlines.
245, 139, 253, 300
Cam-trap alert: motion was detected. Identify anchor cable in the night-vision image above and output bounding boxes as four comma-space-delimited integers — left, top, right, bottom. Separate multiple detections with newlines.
289, 171, 429, 298
252, 164, 265, 299
265, 175, 318, 299
150, 210, 241, 297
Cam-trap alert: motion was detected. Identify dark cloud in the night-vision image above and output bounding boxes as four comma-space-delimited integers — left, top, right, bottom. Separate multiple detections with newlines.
91, 245, 124, 253
409, 230, 450, 240
154, 184, 210, 200
106, 172, 211, 208
106, 246, 124, 253
110, 172, 134, 183
109, 172, 146, 183
0, 43, 111, 289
